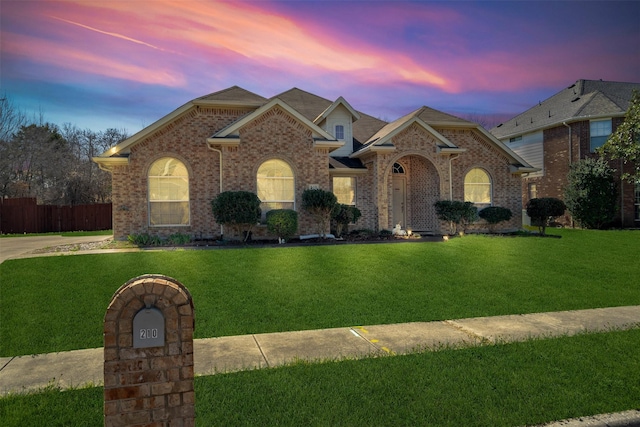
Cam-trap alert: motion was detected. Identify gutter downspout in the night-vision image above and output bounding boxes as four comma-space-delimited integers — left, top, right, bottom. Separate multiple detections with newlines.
449, 154, 460, 201
207, 145, 224, 238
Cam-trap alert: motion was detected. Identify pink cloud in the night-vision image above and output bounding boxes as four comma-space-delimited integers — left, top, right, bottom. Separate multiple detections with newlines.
2, 0, 453, 91
2, 31, 185, 86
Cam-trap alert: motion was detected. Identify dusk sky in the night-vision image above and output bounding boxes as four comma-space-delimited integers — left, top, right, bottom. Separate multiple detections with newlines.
2, 0, 639, 134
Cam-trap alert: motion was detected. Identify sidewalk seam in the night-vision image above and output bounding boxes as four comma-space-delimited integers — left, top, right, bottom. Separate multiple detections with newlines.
0, 357, 15, 372
444, 320, 491, 343
252, 335, 270, 368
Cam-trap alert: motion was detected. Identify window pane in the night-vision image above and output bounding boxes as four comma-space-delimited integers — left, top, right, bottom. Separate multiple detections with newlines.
590, 120, 612, 152
150, 202, 189, 226
149, 157, 188, 177
333, 177, 355, 205
149, 177, 189, 201
148, 157, 189, 226
464, 168, 491, 204
257, 159, 295, 218
590, 135, 609, 152
257, 159, 293, 178
335, 125, 344, 140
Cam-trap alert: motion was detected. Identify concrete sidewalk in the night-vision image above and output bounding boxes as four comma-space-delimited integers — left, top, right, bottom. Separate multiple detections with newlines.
0, 235, 113, 263
1, 305, 638, 396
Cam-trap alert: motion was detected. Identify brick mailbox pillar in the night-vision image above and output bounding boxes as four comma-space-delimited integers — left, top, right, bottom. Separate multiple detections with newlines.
104, 274, 195, 427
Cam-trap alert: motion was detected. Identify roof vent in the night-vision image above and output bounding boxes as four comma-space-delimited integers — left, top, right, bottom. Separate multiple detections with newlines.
571, 97, 580, 102
496, 123, 503, 128
568, 84, 576, 89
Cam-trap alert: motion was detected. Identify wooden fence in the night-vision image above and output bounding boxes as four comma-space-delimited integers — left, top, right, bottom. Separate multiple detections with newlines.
0, 198, 112, 234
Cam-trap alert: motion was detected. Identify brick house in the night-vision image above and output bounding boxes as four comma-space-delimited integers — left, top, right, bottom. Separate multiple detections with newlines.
490, 79, 640, 227
94, 86, 536, 240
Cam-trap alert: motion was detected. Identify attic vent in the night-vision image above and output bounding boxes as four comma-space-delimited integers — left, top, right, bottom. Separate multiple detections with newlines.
571, 97, 580, 102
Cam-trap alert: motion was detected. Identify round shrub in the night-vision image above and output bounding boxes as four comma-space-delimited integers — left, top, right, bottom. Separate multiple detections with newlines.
266, 209, 298, 242
211, 191, 261, 241
331, 204, 362, 237
526, 197, 565, 235
478, 206, 512, 233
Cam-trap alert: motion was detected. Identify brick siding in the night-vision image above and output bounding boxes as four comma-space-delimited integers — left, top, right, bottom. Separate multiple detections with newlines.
521, 118, 637, 227
110, 107, 526, 239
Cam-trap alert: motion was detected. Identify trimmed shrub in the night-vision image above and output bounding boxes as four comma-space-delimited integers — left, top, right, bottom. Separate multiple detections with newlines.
331, 204, 362, 237
211, 191, 261, 241
478, 206, 512, 233
302, 188, 337, 238
266, 209, 298, 243
526, 197, 566, 236
434, 200, 478, 235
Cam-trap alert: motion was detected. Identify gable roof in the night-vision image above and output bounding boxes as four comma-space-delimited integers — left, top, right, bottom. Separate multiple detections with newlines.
314, 96, 361, 123
195, 85, 267, 105
352, 106, 537, 173
93, 86, 266, 164
491, 79, 640, 139
356, 107, 463, 153
93, 85, 534, 173
207, 97, 342, 151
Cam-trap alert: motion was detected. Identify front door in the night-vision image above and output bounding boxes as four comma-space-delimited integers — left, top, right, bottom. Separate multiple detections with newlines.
392, 176, 406, 227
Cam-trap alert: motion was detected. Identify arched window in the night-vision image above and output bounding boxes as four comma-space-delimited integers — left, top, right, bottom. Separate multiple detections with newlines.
148, 157, 190, 226
257, 159, 294, 219
393, 162, 405, 174
464, 168, 492, 205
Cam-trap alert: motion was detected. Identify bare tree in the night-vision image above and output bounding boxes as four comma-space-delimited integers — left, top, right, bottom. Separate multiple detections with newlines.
0, 95, 128, 204
0, 94, 27, 142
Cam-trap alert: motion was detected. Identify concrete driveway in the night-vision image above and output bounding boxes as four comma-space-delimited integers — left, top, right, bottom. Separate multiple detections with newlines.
0, 235, 112, 264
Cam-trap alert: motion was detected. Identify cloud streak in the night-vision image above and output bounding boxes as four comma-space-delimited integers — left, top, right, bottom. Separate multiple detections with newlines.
49, 15, 168, 52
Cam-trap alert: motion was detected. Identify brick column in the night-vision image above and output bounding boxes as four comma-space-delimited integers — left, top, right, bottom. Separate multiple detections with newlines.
104, 274, 195, 427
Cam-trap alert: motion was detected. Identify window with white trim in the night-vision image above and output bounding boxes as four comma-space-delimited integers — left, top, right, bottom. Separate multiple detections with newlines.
333, 177, 356, 205
257, 159, 295, 220
148, 157, 190, 226
335, 125, 344, 140
590, 119, 612, 152
464, 168, 492, 206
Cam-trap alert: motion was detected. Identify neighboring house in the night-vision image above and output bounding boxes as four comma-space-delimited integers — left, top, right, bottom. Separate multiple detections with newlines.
491, 79, 640, 227
94, 86, 536, 240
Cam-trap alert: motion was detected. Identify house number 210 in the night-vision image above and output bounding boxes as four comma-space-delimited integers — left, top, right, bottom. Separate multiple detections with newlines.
140, 328, 158, 340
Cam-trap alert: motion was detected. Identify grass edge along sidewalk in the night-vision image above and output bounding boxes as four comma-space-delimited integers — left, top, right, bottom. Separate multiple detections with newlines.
2, 229, 640, 357
1, 327, 639, 427
1, 305, 639, 396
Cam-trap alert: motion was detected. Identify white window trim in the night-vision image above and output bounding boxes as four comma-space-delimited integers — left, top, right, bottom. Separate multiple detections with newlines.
464, 168, 492, 206
148, 158, 190, 227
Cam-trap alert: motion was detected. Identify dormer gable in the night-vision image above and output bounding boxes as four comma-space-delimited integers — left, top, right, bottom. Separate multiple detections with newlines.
315, 97, 360, 157
207, 97, 344, 152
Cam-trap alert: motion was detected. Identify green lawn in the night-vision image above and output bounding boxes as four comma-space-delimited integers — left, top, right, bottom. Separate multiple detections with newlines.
1, 229, 639, 357
2, 329, 639, 426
